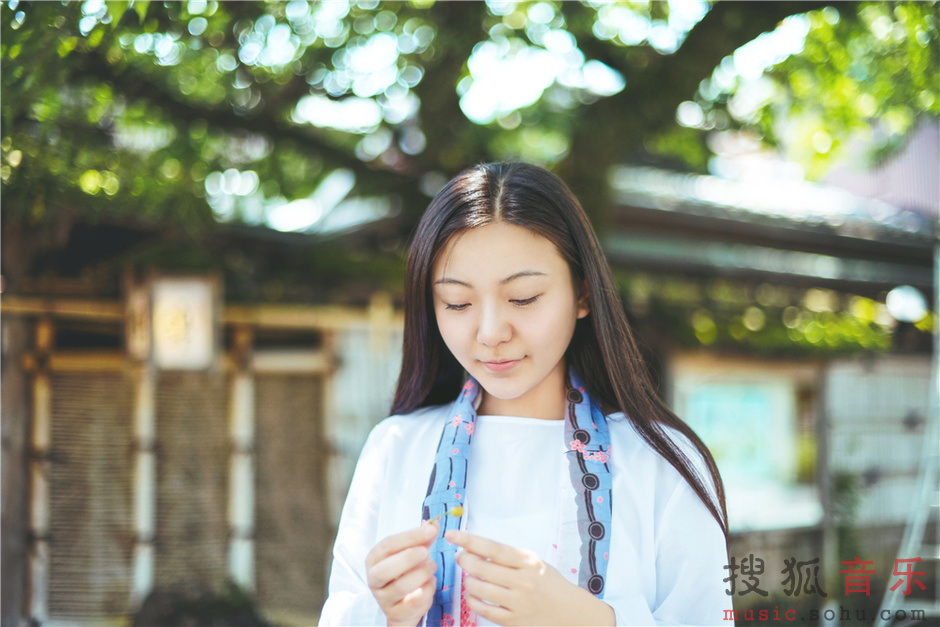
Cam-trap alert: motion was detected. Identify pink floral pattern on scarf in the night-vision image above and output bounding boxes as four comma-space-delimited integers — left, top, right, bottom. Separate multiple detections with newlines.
460, 571, 477, 627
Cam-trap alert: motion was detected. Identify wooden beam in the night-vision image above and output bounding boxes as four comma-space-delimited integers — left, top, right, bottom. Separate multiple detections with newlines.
1, 297, 404, 331
224, 303, 403, 330
247, 350, 333, 374
1, 297, 124, 321
23, 350, 334, 374
46, 352, 126, 372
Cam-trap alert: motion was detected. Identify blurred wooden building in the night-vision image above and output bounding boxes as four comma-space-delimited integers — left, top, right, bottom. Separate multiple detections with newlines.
2, 228, 404, 625
2, 123, 937, 624
602, 122, 937, 618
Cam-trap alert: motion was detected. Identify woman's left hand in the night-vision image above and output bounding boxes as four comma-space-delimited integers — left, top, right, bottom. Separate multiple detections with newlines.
444, 529, 615, 627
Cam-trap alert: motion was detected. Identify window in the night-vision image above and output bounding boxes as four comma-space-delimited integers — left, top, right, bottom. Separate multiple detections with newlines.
670, 356, 823, 531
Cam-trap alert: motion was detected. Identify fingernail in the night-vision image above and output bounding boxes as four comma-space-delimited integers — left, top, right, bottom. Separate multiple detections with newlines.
424, 522, 438, 537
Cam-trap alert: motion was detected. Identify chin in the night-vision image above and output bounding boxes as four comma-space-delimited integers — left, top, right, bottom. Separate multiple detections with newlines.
475, 377, 528, 400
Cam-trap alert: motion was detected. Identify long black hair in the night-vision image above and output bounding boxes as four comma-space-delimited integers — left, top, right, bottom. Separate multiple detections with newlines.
391, 162, 728, 539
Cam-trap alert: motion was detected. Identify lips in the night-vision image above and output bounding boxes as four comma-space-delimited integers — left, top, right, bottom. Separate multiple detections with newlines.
482, 359, 521, 372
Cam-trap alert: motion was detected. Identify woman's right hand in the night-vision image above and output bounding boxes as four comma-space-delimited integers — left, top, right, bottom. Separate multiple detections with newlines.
366, 520, 440, 627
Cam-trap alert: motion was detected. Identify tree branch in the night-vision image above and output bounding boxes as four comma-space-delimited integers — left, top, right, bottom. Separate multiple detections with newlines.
70, 47, 418, 192
557, 1, 847, 225
568, 1, 844, 136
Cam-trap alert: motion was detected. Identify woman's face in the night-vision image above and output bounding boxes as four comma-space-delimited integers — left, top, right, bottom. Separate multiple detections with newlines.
431, 221, 589, 420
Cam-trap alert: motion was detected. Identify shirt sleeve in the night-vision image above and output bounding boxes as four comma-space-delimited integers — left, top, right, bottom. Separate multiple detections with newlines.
605, 478, 727, 627
648, 439, 729, 627
318, 423, 391, 627
648, 475, 728, 626
605, 426, 729, 626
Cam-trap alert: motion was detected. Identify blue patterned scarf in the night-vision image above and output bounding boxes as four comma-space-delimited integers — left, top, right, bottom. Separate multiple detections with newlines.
421, 367, 612, 627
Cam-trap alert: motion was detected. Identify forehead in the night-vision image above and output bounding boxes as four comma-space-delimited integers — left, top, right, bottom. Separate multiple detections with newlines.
432, 221, 567, 279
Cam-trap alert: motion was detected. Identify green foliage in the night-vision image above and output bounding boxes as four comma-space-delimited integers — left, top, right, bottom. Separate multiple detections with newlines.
2, 0, 440, 232
643, 125, 710, 171
776, 2, 939, 176
1, 0, 936, 319
3, 1, 217, 229
10, 0, 934, 238
693, 1, 940, 178
620, 273, 896, 355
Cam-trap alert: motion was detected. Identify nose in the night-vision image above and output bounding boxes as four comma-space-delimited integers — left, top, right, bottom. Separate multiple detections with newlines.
475, 302, 512, 347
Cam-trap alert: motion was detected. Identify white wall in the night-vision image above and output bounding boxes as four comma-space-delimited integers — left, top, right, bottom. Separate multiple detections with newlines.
825, 354, 933, 526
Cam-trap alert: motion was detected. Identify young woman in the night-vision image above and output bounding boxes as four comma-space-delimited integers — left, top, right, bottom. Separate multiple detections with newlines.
320, 163, 728, 627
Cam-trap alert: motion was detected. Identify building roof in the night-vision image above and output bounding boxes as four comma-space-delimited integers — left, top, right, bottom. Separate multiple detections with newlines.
606, 165, 936, 293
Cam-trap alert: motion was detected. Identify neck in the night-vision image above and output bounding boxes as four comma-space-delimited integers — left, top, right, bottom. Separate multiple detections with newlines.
476, 362, 568, 420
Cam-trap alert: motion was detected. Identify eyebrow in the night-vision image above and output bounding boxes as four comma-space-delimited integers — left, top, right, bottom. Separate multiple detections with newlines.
434, 270, 547, 287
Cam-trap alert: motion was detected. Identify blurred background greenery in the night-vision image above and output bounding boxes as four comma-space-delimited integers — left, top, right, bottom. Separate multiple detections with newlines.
2, 1, 937, 625
3, 1, 936, 347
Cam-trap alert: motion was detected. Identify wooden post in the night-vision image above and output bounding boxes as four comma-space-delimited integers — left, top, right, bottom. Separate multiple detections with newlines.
2, 314, 31, 626
228, 326, 255, 590
28, 318, 53, 623
131, 363, 156, 603
126, 274, 158, 605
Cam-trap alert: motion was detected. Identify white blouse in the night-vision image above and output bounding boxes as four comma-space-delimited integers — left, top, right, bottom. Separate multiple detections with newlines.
319, 405, 729, 626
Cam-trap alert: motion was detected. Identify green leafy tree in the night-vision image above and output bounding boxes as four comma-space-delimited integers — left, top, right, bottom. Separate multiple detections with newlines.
2, 0, 936, 294
687, 1, 939, 177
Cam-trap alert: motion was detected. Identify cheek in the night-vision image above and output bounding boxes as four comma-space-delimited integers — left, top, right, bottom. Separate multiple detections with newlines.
530, 298, 580, 337
434, 310, 468, 351
527, 303, 580, 355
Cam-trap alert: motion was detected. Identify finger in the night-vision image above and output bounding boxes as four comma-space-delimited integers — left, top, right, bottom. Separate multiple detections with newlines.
444, 530, 528, 568
366, 522, 439, 568
376, 560, 438, 606
462, 574, 515, 610
397, 573, 436, 608
385, 573, 436, 623
368, 544, 430, 590
456, 550, 517, 589
465, 592, 512, 625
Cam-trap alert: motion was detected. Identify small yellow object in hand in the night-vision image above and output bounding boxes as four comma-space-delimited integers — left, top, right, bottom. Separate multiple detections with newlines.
425, 505, 463, 525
